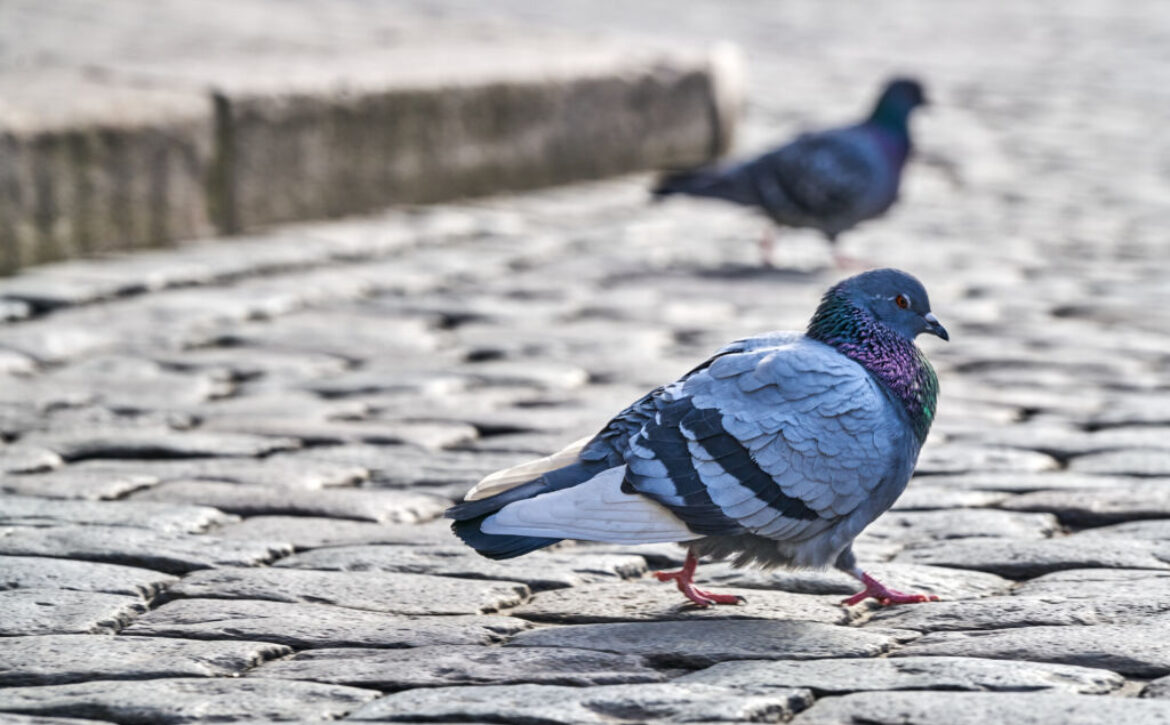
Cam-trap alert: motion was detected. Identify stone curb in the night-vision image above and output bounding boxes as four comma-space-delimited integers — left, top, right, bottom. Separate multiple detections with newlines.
0, 41, 742, 274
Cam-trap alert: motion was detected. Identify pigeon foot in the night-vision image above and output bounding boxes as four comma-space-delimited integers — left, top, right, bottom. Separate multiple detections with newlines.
843, 571, 940, 607
654, 550, 745, 607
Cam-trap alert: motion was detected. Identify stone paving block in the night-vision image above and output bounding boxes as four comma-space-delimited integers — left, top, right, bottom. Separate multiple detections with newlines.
914, 443, 1059, 475
865, 594, 1170, 631
199, 416, 478, 450
889, 485, 1010, 511
999, 484, 1170, 525
0, 446, 64, 475
0, 556, 176, 597
679, 655, 1123, 695
0, 469, 158, 500
0, 495, 234, 533
124, 598, 530, 648
1012, 568, 1170, 599
893, 621, 1170, 676
73, 456, 368, 489
0, 635, 289, 686
904, 472, 1144, 494
791, 691, 1170, 725
859, 509, 1058, 546
508, 620, 915, 667
511, 580, 849, 624
19, 427, 301, 462
961, 425, 1170, 459
274, 544, 645, 591
1069, 449, 1170, 477
248, 644, 666, 689
703, 562, 1013, 600
0, 525, 292, 573
165, 566, 529, 615
347, 682, 812, 724
25, 355, 231, 411
212, 516, 456, 550
0, 714, 109, 725
0, 677, 379, 724
1146, 676, 1170, 699
149, 346, 349, 385
0, 589, 145, 635
129, 480, 447, 522
893, 538, 1170, 578
1073, 520, 1170, 540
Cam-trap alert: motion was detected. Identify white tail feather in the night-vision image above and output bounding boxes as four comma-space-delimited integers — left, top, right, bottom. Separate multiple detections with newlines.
464, 435, 593, 501
481, 466, 700, 544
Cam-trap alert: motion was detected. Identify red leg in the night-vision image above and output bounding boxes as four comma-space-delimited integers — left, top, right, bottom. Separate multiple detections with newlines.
759, 227, 775, 267
842, 570, 940, 607
654, 550, 744, 607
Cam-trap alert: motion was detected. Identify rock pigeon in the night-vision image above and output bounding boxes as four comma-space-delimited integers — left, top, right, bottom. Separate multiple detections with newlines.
448, 268, 948, 607
653, 78, 927, 266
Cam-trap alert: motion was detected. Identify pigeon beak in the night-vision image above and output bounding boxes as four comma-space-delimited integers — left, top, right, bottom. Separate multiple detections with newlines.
923, 312, 949, 341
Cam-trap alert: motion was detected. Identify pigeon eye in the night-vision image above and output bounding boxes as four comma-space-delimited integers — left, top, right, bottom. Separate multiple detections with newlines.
895, 295, 910, 310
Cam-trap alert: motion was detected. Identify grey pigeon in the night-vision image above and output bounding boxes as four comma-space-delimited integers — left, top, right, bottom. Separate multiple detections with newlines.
448, 268, 948, 607
653, 78, 927, 265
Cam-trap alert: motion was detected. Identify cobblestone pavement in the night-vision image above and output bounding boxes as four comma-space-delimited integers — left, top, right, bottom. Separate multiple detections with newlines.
2, 1, 1170, 724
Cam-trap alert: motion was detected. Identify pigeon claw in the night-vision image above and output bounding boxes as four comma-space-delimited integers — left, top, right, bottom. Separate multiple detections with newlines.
654, 550, 745, 608
843, 571, 940, 607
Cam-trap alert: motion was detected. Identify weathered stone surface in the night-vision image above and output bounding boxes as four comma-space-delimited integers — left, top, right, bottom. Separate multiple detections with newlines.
129, 481, 447, 523
914, 444, 1059, 475
285, 443, 533, 488
0, 469, 158, 500
1070, 450, 1170, 477
0, 589, 145, 635
1072, 519, 1170, 541
894, 622, 1170, 676
74, 456, 369, 490
1012, 568, 1170, 600
0, 556, 176, 597
348, 682, 812, 724
859, 509, 1058, 546
0, 677, 378, 723
890, 486, 1010, 511
18, 428, 300, 461
212, 516, 456, 549
907, 472, 1145, 494
508, 620, 914, 667
894, 538, 1170, 578
1146, 676, 1170, 699
165, 567, 529, 615
512, 580, 848, 624
275, 545, 645, 590
866, 594, 1170, 631
679, 655, 1123, 694
0, 713, 109, 724
0, 496, 233, 533
200, 416, 478, 450
792, 691, 1170, 725
1000, 485, 1170, 526
124, 598, 530, 648
22, 356, 230, 411
249, 645, 665, 689
0, 525, 291, 573
0, 446, 63, 475
0, 635, 289, 686
704, 562, 1013, 600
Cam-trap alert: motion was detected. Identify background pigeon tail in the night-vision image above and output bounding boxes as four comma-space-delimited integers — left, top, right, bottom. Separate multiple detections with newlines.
652, 167, 757, 206
450, 515, 561, 560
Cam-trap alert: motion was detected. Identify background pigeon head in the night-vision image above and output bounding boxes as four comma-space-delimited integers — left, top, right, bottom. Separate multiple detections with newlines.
870, 77, 928, 128
825, 268, 948, 342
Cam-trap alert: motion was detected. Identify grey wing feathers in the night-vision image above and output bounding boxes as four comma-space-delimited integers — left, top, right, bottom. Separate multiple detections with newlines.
624, 336, 904, 542
750, 129, 881, 224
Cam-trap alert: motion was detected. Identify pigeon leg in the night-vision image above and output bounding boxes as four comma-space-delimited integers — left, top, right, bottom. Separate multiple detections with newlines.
842, 569, 940, 607
654, 550, 745, 607
759, 227, 776, 267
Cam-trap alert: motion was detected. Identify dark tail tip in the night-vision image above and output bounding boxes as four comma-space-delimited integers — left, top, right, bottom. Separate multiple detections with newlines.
450, 517, 561, 560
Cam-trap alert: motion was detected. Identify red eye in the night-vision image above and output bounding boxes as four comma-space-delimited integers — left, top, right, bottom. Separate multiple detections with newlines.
895, 295, 909, 309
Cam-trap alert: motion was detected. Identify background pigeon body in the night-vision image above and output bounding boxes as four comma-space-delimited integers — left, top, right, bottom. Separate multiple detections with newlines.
653, 79, 927, 264
447, 268, 948, 607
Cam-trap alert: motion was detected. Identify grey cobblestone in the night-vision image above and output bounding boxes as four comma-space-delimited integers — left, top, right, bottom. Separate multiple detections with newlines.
1, 0, 1169, 722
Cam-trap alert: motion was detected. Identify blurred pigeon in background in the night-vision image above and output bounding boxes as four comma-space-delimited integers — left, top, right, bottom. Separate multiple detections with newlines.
654, 78, 928, 267
448, 268, 948, 607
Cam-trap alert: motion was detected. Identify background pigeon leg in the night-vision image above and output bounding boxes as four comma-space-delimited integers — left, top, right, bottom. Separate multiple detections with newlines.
842, 569, 940, 607
759, 227, 776, 267
654, 549, 745, 607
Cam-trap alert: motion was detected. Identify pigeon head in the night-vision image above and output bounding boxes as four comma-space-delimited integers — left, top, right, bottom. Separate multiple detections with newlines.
869, 78, 927, 129
808, 268, 948, 345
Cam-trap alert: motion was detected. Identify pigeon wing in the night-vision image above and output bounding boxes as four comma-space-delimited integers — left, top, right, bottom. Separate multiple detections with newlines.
622, 337, 907, 541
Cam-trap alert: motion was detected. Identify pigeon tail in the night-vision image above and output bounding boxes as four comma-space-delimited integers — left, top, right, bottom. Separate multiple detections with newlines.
652, 167, 758, 206
450, 515, 561, 560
